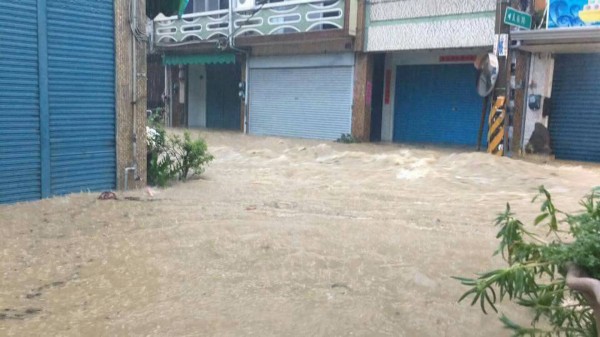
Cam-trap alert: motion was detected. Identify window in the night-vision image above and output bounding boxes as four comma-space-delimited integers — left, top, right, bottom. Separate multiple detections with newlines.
193, 0, 228, 12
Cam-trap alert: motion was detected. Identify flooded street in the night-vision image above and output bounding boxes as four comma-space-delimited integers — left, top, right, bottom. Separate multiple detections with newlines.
2, 130, 599, 337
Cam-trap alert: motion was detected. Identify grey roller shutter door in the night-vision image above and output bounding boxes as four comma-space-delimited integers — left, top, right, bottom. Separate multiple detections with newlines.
248, 55, 353, 140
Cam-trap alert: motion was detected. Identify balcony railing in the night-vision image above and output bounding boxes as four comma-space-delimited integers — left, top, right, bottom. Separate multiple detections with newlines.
154, 0, 345, 45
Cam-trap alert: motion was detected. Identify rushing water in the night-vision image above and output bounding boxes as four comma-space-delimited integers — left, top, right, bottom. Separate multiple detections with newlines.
1, 130, 599, 336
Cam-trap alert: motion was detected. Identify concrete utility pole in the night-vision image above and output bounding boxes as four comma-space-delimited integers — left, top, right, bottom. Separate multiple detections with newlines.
490, 0, 511, 156
115, 0, 148, 189
510, 0, 532, 155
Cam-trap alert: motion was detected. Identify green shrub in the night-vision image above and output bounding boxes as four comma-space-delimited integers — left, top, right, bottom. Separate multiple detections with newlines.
168, 131, 214, 181
146, 126, 214, 186
147, 151, 175, 187
146, 124, 175, 187
336, 133, 359, 144
454, 186, 600, 336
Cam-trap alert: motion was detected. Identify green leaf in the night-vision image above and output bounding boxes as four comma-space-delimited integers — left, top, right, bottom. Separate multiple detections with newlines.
480, 291, 488, 314
550, 216, 558, 232
471, 292, 481, 306
451, 276, 477, 285
534, 213, 549, 226
484, 290, 498, 313
458, 289, 477, 303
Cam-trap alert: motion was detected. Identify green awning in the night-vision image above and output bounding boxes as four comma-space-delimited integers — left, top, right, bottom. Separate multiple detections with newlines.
162, 54, 236, 66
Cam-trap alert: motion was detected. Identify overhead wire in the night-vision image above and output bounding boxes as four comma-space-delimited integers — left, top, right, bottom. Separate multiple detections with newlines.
130, 0, 149, 42
227, 2, 267, 44
536, 4, 548, 29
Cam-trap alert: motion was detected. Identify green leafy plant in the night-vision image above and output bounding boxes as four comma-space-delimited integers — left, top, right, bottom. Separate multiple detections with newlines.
146, 124, 175, 187
147, 150, 175, 187
167, 131, 214, 181
147, 108, 165, 126
146, 125, 213, 186
454, 186, 600, 337
336, 133, 359, 144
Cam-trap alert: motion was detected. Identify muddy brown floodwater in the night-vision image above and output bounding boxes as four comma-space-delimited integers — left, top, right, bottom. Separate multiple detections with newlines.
1, 130, 600, 337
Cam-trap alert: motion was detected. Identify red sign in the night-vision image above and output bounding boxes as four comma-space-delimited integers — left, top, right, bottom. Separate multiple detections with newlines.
384, 69, 391, 105
439, 55, 477, 63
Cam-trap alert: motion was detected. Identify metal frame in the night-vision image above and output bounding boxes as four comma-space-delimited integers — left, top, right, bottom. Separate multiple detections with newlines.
512, 27, 600, 52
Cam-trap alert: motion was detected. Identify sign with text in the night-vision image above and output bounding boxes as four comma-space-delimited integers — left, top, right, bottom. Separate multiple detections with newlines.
439, 55, 477, 63
504, 7, 532, 29
493, 34, 509, 57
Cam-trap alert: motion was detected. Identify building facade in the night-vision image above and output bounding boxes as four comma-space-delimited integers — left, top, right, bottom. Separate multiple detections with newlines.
513, 0, 600, 162
365, 0, 497, 146
151, 0, 600, 164
152, 0, 363, 140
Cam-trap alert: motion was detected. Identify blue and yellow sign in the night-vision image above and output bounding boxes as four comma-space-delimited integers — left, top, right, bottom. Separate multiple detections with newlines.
548, 0, 600, 28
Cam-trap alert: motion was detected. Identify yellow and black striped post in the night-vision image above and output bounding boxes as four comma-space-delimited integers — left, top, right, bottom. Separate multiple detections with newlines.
488, 96, 506, 156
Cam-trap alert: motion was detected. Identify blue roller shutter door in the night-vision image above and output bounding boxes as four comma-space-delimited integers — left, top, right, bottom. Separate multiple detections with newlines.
549, 54, 600, 162
0, 0, 116, 204
0, 1, 42, 203
394, 64, 486, 146
47, 0, 116, 195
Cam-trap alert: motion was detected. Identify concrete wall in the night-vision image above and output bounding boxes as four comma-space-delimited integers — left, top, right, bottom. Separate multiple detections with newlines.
380, 53, 395, 142
251, 39, 354, 57
115, 0, 148, 190
380, 48, 488, 142
366, 0, 496, 52
352, 53, 374, 141
522, 53, 554, 148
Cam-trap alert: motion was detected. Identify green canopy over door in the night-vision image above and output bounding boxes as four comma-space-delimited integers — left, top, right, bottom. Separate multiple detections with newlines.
162, 54, 236, 65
